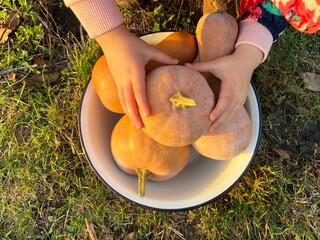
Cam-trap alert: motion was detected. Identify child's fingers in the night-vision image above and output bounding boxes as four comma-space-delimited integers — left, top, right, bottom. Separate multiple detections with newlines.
118, 87, 127, 114
208, 97, 228, 132
123, 85, 144, 129
132, 66, 150, 118
208, 85, 238, 132
150, 49, 179, 65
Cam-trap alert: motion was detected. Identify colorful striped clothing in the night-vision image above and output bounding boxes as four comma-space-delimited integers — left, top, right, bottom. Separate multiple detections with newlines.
271, 0, 320, 33
238, 0, 319, 41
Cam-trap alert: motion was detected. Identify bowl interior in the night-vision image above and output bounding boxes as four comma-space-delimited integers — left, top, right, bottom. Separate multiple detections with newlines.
79, 32, 261, 211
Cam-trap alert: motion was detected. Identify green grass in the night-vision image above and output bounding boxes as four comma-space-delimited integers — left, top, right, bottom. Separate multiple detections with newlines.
1, 0, 319, 239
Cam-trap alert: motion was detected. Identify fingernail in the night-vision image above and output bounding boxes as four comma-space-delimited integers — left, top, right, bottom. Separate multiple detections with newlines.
209, 126, 216, 133
210, 115, 217, 122
132, 121, 141, 129
143, 110, 149, 118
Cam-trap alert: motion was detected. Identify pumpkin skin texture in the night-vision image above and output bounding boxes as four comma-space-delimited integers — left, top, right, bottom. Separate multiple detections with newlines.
140, 65, 215, 147
111, 115, 190, 196
192, 106, 252, 160
91, 31, 198, 114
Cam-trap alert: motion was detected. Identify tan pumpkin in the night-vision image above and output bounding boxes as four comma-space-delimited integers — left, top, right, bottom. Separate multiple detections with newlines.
111, 115, 190, 196
91, 31, 198, 114
192, 106, 252, 160
196, 12, 238, 63
193, 12, 252, 160
140, 65, 214, 147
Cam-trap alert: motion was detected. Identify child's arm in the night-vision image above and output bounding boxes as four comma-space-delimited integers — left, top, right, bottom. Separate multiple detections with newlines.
95, 24, 178, 128
188, 0, 292, 132
64, 0, 178, 128
64, 0, 124, 38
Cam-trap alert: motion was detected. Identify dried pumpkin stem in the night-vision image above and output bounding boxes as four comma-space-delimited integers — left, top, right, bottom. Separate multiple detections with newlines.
136, 168, 152, 197
170, 91, 196, 110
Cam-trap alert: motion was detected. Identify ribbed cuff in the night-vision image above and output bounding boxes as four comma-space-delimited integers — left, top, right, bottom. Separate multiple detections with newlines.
235, 19, 273, 63
64, 0, 124, 38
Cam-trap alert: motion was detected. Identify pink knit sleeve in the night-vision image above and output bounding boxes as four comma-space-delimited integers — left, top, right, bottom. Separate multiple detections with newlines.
235, 19, 274, 63
64, 0, 124, 38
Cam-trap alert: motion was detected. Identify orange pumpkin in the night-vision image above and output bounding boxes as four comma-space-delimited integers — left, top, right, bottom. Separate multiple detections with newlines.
140, 65, 214, 147
91, 31, 198, 114
91, 56, 124, 113
111, 115, 190, 196
145, 31, 198, 72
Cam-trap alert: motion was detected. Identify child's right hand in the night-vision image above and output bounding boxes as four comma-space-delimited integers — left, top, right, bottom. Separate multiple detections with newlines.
95, 24, 178, 129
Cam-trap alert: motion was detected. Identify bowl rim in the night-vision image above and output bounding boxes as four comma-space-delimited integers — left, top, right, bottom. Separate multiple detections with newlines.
78, 31, 262, 211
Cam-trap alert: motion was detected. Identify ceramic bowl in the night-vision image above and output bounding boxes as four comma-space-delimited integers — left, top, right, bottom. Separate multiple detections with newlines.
78, 32, 262, 211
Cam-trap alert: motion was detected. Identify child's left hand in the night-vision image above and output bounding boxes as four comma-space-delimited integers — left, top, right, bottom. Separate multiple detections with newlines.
186, 44, 263, 132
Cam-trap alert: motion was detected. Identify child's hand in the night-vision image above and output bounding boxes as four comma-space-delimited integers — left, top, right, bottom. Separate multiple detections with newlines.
186, 44, 263, 132
96, 24, 178, 128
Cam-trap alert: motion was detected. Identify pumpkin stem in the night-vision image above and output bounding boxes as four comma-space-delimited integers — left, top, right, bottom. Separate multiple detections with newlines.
170, 91, 196, 110
136, 168, 152, 197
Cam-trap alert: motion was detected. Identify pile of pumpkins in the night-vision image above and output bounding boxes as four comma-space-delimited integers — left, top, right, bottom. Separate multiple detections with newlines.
91, 13, 252, 197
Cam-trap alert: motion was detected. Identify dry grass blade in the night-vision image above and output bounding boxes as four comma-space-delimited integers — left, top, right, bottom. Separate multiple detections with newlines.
0, 60, 68, 76
169, 226, 186, 240
85, 218, 98, 240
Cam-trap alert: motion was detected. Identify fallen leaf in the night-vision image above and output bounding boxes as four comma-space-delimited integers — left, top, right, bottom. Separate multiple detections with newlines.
302, 72, 320, 92
273, 148, 290, 159
0, 13, 20, 44
26, 71, 60, 84
5, 13, 20, 30
116, 0, 132, 8
0, 28, 12, 44
33, 57, 49, 66
7, 72, 16, 81
123, 231, 136, 240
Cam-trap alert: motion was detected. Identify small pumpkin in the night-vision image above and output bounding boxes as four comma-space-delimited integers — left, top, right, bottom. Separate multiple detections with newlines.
111, 115, 190, 196
91, 31, 198, 114
192, 106, 252, 160
140, 65, 214, 147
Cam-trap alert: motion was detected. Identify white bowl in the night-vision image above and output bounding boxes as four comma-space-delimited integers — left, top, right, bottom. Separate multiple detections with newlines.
78, 32, 262, 211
